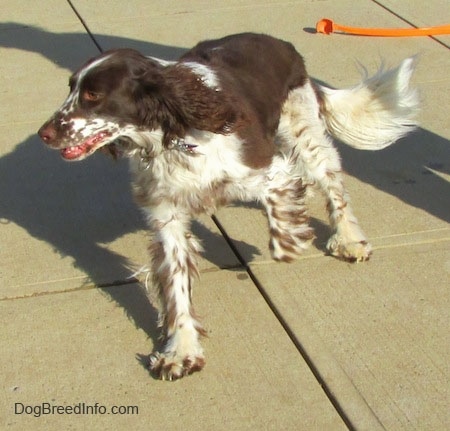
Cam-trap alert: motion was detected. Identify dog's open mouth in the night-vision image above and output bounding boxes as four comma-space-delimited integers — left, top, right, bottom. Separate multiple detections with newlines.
61, 131, 112, 160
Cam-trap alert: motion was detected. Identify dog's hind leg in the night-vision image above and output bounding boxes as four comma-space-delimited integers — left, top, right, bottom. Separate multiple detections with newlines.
319, 159, 372, 262
280, 83, 372, 262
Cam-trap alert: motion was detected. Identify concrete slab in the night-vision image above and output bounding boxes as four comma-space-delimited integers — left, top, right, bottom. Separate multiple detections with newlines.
70, 0, 437, 59
0, 2, 98, 120
1, 272, 347, 431
247, 241, 450, 430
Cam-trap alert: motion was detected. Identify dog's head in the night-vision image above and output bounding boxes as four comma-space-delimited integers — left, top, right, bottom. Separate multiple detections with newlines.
38, 49, 237, 161
38, 49, 167, 160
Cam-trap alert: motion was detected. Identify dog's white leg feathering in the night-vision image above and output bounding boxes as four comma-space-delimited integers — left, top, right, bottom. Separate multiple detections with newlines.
146, 204, 206, 380
317, 58, 419, 150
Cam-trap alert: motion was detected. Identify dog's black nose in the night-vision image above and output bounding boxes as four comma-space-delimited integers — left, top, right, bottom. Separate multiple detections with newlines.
38, 123, 57, 144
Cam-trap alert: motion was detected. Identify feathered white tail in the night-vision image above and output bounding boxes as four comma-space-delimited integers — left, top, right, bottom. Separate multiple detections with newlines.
317, 58, 419, 150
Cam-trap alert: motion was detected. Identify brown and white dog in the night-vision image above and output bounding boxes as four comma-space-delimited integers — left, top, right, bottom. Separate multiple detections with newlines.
38, 33, 418, 380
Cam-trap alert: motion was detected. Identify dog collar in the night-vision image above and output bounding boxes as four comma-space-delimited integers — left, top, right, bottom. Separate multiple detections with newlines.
170, 138, 198, 154
138, 137, 199, 170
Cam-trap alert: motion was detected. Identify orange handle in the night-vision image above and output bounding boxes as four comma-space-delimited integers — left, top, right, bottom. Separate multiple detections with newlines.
316, 18, 450, 36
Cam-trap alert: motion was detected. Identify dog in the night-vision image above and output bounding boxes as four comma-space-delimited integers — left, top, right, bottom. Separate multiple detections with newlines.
38, 33, 418, 380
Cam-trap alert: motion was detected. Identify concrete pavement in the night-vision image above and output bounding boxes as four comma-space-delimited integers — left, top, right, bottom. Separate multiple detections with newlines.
1, 1, 449, 430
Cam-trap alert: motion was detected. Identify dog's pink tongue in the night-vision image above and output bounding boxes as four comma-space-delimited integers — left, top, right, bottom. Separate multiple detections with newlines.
61, 144, 87, 160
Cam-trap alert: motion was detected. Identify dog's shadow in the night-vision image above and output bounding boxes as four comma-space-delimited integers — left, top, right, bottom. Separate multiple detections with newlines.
0, 136, 260, 343
0, 24, 222, 350
1, 24, 449, 355
0, 22, 188, 65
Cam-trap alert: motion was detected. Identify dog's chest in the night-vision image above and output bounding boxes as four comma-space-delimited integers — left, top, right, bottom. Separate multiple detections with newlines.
130, 132, 264, 213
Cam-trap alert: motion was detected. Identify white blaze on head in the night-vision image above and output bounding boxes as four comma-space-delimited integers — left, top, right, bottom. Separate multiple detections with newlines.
61, 53, 114, 114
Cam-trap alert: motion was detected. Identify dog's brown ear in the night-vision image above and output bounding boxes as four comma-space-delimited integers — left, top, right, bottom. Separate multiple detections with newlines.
133, 67, 173, 132
162, 66, 238, 136
135, 62, 240, 147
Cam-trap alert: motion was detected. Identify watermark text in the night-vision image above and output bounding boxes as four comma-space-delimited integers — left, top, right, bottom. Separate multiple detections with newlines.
14, 402, 139, 418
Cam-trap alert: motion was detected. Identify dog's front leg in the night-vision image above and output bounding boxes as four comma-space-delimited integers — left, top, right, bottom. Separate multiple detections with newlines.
146, 206, 206, 380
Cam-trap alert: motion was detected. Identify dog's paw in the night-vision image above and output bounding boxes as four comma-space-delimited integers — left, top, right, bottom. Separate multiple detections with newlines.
326, 235, 372, 262
149, 351, 205, 381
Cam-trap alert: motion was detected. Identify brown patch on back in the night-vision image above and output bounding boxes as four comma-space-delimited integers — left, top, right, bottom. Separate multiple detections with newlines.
181, 33, 308, 169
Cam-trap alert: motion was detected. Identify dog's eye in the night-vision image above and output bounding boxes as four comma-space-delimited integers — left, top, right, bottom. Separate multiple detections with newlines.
82, 90, 103, 102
